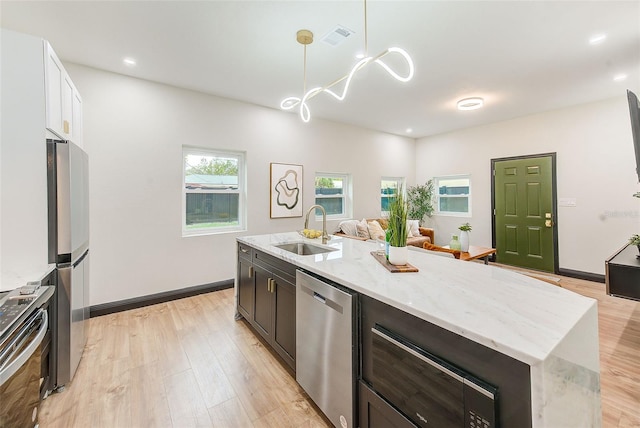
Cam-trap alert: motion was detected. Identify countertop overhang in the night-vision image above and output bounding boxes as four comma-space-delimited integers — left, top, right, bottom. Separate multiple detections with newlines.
237, 232, 598, 367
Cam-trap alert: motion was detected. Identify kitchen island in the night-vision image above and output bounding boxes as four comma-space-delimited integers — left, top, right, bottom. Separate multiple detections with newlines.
236, 232, 601, 427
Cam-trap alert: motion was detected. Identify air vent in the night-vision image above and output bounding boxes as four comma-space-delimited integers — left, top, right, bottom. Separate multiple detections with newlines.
321, 25, 355, 47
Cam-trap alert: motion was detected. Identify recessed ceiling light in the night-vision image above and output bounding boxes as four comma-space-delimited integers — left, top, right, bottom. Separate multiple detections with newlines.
123, 57, 136, 66
355, 52, 366, 59
406, 128, 413, 134
589, 34, 607, 45
613, 74, 627, 82
457, 97, 484, 111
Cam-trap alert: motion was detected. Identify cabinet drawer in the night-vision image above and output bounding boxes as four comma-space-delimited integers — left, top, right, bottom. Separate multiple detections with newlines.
238, 243, 253, 261
253, 250, 296, 283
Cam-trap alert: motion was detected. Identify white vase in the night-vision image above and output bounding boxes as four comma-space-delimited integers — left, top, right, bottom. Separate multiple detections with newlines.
459, 231, 470, 252
388, 245, 409, 266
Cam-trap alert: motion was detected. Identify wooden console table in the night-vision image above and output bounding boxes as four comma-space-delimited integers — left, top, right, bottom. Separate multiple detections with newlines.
444, 245, 497, 265
606, 244, 640, 302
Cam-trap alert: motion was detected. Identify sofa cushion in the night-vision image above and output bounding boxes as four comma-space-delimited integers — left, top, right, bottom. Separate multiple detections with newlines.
407, 220, 420, 238
367, 220, 386, 240
337, 219, 359, 237
356, 219, 370, 239
407, 235, 431, 248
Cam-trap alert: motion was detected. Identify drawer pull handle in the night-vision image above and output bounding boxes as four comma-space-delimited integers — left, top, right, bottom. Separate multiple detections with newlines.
249, 266, 253, 278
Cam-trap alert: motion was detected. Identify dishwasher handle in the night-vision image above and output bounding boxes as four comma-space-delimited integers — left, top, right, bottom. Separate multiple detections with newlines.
313, 292, 326, 304
299, 283, 344, 315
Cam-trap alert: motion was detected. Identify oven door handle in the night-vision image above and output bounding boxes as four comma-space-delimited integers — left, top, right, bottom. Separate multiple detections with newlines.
0, 309, 48, 387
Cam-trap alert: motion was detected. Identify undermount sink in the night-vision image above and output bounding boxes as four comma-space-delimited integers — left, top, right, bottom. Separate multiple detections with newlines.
274, 242, 337, 256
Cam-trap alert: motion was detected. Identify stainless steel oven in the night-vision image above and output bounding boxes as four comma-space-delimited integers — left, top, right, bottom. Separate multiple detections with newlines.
0, 287, 53, 427
371, 324, 498, 428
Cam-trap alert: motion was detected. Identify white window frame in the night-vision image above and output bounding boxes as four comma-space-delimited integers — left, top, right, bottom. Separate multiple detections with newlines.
381, 176, 405, 217
434, 174, 472, 217
182, 146, 246, 236
314, 172, 352, 220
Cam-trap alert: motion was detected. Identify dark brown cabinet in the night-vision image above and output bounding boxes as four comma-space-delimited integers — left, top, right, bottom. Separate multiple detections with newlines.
236, 243, 296, 371
606, 244, 640, 301
360, 295, 532, 428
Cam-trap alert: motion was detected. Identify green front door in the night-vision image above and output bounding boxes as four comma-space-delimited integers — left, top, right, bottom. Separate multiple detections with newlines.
493, 155, 556, 272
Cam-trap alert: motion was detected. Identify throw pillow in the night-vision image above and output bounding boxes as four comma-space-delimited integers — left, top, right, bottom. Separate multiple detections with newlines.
367, 220, 386, 240
377, 218, 389, 230
338, 220, 359, 237
356, 218, 370, 239
408, 220, 420, 237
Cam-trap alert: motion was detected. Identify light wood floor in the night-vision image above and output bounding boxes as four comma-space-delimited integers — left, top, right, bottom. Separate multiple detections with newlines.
38, 273, 640, 428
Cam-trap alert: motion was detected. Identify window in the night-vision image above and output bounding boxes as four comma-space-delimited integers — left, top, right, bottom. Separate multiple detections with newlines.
381, 177, 405, 216
315, 173, 351, 219
435, 175, 471, 216
183, 147, 245, 235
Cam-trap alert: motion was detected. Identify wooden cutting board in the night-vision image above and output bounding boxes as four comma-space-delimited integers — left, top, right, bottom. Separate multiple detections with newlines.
370, 252, 419, 273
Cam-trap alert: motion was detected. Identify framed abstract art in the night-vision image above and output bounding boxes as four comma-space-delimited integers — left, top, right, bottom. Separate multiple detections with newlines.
270, 162, 303, 218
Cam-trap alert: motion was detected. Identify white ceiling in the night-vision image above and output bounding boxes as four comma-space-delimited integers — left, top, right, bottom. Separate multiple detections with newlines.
1, 1, 639, 138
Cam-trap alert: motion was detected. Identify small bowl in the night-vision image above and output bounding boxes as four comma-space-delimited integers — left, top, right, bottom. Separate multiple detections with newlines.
298, 229, 322, 239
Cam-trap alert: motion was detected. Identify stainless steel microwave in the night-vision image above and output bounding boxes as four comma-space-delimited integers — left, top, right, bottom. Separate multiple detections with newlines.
371, 324, 498, 428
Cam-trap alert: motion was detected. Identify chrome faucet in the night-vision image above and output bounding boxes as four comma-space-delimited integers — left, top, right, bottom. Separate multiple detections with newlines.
304, 204, 330, 244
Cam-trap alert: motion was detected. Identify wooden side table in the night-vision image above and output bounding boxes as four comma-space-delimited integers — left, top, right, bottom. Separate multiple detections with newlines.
444, 245, 497, 264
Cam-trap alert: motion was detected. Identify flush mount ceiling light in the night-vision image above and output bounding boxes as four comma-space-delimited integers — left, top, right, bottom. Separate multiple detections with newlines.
457, 97, 484, 111
280, 0, 414, 123
589, 33, 607, 45
123, 57, 136, 66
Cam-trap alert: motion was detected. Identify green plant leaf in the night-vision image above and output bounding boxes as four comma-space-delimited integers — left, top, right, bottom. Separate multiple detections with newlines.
407, 179, 434, 226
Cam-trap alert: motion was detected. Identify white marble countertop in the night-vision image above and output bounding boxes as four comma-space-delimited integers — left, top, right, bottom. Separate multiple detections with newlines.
238, 232, 598, 366
0, 263, 56, 292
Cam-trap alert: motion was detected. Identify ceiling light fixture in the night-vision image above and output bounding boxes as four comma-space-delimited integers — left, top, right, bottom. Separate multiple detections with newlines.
457, 97, 484, 111
613, 74, 628, 82
280, 0, 414, 123
406, 128, 413, 134
589, 34, 607, 45
123, 57, 136, 66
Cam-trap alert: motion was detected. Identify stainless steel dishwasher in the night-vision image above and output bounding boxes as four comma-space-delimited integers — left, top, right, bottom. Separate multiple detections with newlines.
296, 270, 356, 428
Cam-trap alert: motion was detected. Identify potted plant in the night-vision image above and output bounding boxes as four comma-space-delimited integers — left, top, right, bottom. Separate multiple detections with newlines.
407, 180, 435, 226
629, 234, 640, 256
387, 188, 409, 265
458, 222, 472, 252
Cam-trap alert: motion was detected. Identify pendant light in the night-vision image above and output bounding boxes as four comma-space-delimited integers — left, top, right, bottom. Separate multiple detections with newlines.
280, 0, 415, 123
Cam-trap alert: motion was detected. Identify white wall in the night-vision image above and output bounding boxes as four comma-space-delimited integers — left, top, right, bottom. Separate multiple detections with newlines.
416, 96, 640, 275
0, 29, 50, 290
64, 63, 415, 306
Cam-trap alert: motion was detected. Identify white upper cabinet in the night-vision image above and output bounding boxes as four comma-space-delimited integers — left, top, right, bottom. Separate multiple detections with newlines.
44, 42, 83, 147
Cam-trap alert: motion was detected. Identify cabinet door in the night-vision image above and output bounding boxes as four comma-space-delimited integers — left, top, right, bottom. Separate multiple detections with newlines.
62, 74, 73, 138
359, 381, 417, 428
45, 43, 64, 138
253, 266, 273, 340
237, 257, 255, 321
273, 276, 296, 369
